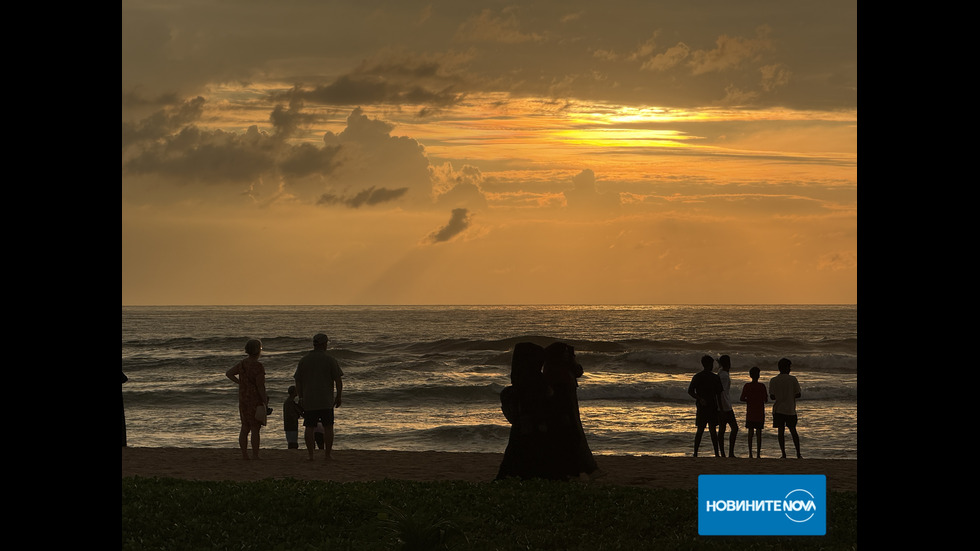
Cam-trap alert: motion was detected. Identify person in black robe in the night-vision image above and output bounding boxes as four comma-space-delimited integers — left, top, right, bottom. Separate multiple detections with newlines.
541, 342, 601, 479
495, 342, 550, 480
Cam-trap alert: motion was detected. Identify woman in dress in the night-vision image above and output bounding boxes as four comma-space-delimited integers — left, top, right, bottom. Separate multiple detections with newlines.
226, 338, 269, 459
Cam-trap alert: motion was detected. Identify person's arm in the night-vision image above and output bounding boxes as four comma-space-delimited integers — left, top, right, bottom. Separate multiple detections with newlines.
256, 363, 269, 407
334, 377, 343, 408
226, 361, 242, 384
687, 379, 698, 401
293, 368, 303, 405
740, 384, 747, 403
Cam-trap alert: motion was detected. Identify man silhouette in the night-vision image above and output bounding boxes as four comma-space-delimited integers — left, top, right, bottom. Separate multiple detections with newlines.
688, 355, 723, 457
293, 333, 344, 460
769, 358, 803, 459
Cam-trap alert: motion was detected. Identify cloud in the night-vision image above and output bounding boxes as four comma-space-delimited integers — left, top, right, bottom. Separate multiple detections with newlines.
123, 101, 437, 208
454, 8, 544, 44
563, 169, 620, 210
427, 208, 472, 243
317, 186, 409, 208
278, 53, 468, 113
321, 108, 434, 205
641, 43, 691, 71
430, 163, 489, 210
123, 124, 278, 184
121, 96, 206, 147
687, 28, 773, 75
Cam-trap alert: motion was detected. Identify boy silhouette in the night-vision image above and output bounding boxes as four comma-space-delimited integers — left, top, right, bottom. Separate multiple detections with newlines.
739, 366, 768, 458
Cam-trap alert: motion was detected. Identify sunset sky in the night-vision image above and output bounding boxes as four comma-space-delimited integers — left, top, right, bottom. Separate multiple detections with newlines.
122, 1, 856, 306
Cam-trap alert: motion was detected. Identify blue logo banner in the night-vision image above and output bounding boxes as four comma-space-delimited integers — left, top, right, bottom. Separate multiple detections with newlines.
698, 474, 826, 536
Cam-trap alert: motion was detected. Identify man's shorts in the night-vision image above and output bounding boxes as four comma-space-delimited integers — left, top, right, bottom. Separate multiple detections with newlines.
718, 409, 738, 427
695, 407, 719, 429
303, 409, 335, 427
745, 420, 764, 430
285, 430, 299, 444
772, 412, 798, 429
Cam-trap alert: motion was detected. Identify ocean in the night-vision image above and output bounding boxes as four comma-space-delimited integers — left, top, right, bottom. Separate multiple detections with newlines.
121, 305, 857, 459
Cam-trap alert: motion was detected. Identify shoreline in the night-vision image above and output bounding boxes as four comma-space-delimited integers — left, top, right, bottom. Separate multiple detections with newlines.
122, 447, 857, 492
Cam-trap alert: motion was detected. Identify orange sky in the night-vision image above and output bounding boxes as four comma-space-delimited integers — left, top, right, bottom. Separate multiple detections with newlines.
122, 1, 856, 305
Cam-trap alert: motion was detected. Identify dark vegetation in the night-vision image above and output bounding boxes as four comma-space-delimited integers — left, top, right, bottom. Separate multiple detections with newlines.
122, 477, 857, 550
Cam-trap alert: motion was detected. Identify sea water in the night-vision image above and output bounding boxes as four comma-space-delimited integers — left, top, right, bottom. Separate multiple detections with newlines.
121, 305, 857, 459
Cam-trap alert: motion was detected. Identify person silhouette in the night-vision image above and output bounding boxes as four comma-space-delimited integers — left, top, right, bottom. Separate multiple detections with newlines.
283, 385, 304, 449
121, 371, 128, 447
769, 358, 803, 459
688, 355, 722, 457
716, 355, 739, 458
739, 366, 768, 458
496, 342, 549, 480
225, 339, 270, 460
293, 333, 344, 461
542, 342, 602, 479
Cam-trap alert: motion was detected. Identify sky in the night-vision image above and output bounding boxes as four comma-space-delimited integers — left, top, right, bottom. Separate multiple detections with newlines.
122, 1, 857, 306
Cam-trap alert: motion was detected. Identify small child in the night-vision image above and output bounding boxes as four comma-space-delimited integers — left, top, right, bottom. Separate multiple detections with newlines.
739, 366, 769, 458
283, 386, 304, 449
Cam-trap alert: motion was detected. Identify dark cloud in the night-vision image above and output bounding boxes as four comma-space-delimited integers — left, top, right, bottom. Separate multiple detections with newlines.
279, 142, 343, 178
317, 186, 409, 208
122, 102, 433, 206
124, 124, 277, 184
121, 96, 205, 147
427, 208, 471, 243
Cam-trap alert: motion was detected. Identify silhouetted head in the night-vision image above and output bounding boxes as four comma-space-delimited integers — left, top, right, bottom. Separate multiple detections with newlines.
288, 385, 297, 396
749, 366, 760, 381
245, 339, 262, 356
778, 358, 792, 374
543, 342, 582, 384
701, 355, 714, 371
718, 355, 731, 371
511, 342, 546, 385
313, 333, 329, 349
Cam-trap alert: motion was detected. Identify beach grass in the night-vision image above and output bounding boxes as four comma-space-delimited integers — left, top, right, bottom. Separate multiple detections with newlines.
122, 476, 857, 550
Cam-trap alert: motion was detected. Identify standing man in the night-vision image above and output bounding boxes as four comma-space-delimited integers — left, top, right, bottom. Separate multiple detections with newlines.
769, 358, 803, 459
716, 355, 739, 458
687, 355, 723, 457
294, 333, 344, 461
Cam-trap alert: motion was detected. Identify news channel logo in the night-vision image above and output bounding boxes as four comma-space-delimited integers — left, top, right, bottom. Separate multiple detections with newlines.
698, 474, 826, 536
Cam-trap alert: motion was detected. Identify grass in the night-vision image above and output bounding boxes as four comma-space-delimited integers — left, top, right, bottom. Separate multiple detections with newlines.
122, 477, 857, 550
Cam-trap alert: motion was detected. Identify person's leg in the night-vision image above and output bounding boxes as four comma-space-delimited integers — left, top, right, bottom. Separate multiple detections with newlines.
251, 427, 261, 459
747, 426, 754, 458
708, 425, 720, 456
789, 426, 802, 458
694, 426, 705, 457
777, 427, 787, 458
717, 422, 727, 457
239, 424, 250, 459
728, 419, 738, 458
304, 425, 316, 460
324, 425, 335, 459
755, 428, 762, 458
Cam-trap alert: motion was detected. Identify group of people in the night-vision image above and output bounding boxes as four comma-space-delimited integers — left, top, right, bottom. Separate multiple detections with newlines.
226, 333, 344, 461
495, 342, 604, 481
224, 335, 802, 469
687, 355, 803, 459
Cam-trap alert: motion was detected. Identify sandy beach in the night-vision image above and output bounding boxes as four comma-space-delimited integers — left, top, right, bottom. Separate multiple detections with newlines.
122, 447, 857, 492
